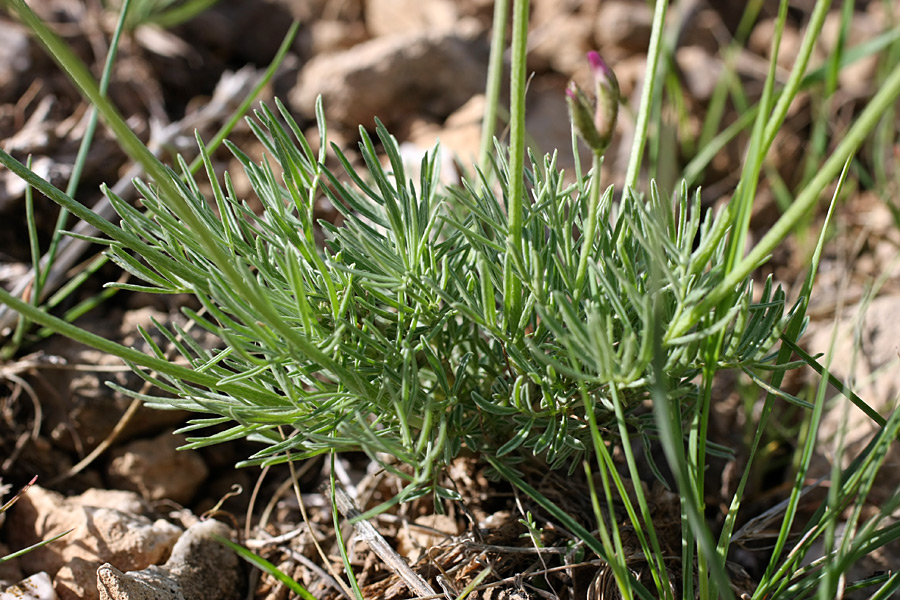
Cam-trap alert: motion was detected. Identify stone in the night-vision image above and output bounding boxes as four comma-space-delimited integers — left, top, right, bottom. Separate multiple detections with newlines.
748, 19, 818, 72
528, 14, 594, 76
55, 558, 101, 600
406, 94, 485, 176
97, 565, 179, 600
803, 294, 900, 504
675, 46, 722, 102
290, 23, 490, 133
595, 1, 653, 59
36, 307, 194, 457
6, 486, 181, 600
0, 572, 57, 600
75, 489, 152, 516
818, 9, 881, 97
365, 0, 459, 37
309, 20, 368, 55
395, 514, 461, 563
97, 520, 240, 600
107, 431, 208, 505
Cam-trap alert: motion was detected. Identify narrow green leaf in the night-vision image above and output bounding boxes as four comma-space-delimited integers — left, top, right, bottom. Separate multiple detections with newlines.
213, 535, 317, 600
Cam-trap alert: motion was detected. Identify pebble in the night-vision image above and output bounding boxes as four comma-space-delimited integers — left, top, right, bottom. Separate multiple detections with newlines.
107, 431, 208, 505
290, 22, 489, 133
5, 486, 181, 600
0, 572, 57, 600
97, 520, 240, 600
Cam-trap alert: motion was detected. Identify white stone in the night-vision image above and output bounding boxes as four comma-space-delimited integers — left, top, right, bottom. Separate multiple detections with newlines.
0, 572, 57, 600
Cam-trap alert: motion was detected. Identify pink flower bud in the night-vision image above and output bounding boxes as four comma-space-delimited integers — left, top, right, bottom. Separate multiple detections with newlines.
566, 52, 620, 155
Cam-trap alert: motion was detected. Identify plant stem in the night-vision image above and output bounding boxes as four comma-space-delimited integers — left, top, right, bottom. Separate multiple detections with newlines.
479, 0, 509, 172
722, 0, 787, 272
187, 21, 299, 175
503, 0, 528, 335
622, 0, 668, 203
762, 0, 833, 152
6, 0, 371, 395
39, 0, 133, 296
574, 153, 602, 298
0, 283, 282, 404
669, 57, 900, 340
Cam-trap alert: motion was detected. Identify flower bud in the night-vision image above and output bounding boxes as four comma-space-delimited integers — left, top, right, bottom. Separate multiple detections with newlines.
566, 51, 619, 155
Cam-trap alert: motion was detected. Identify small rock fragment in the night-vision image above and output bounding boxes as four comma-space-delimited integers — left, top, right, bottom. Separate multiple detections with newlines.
818, 9, 881, 96
6, 486, 181, 600
595, 1, 653, 58
748, 19, 813, 71
107, 431, 208, 505
309, 20, 368, 55
97, 520, 240, 600
406, 94, 484, 175
96, 566, 180, 600
804, 293, 900, 505
290, 24, 489, 133
675, 46, 722, 102
396, 514, 461, 563
365, 0, 459, 36
529, 14, 593, 75
55, 558, 104, 600
0, 572, 57, 600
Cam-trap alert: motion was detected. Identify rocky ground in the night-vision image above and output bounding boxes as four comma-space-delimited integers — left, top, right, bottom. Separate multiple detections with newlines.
2, 0, 900, 599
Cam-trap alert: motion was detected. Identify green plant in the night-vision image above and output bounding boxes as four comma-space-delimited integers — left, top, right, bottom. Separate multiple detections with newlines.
2, 0, 900, 598
0, 0, 133, 358
0, 0, 278, 357
104, 0, 220, 31
0, 40, 792, 504
214, 535, 316, 600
